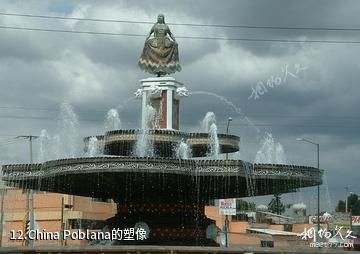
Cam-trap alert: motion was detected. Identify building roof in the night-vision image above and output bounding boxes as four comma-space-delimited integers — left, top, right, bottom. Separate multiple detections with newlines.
248, 228, 300, 236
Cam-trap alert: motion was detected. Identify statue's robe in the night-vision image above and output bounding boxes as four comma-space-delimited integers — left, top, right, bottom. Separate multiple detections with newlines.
139, 24, 181, 76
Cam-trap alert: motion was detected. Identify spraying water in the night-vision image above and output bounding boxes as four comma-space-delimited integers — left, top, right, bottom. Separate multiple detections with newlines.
57, 102, 80, 158
209, 123, 220, 158
105, 109, 121, 131
192, 91, 260, 134
254, 133, 287, 164
135, 105, 157, 157
86, 136, 100, 157
37, 103, 80, 161
52, 135, 61, 159
142, 104, 158, 130
175, 140, 191, 159
38, 129, 51, 162
201, 112, 216, 132
38, 131, 63, 161
201, 112, 220, 159
116, 96, 136, 112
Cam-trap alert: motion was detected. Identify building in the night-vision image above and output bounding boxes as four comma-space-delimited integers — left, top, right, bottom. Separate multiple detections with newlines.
0, 187, 116, 247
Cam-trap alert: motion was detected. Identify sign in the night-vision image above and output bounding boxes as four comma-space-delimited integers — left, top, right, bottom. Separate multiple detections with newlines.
219, 199, 236, 215
309, 215, 332, 224
329, 213, 351, 228
352, 216, 360, 226
309, 213, 352, 227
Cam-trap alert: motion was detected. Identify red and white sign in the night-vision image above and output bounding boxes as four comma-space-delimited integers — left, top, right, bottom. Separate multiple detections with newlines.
219, 199, 236, 216
352, 216, 360, 226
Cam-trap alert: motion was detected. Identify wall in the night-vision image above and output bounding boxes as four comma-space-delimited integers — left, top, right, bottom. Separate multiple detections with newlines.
1, 188, 116, 247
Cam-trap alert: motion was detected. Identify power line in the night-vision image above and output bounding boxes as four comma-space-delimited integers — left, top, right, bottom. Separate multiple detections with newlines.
0, 137, 18, 143
0, 139, 27, 147
1, 25, 360, 44
1, 105, 359, 120
0, 106, 107, 113
0, 25, 143, 38
1, 12, 360, 32
1, 113, 359, 123
0, 114, 359, 128
0, 115, 100, 122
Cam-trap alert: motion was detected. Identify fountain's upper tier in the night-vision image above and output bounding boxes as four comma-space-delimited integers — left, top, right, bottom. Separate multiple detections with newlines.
85, 129, 240, 158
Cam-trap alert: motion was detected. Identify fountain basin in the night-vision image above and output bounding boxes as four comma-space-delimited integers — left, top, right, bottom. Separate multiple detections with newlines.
85, 129, 240, 157
2, 157, 322, 201
2, 156, 323, 246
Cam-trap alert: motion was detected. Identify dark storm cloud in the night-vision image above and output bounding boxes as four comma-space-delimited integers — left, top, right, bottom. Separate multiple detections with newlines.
124, 0, 360, 56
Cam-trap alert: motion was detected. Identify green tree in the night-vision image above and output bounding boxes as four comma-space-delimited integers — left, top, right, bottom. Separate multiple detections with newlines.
335, 193, 360, 215
268, 193, 285, 215
236, 199, 256, 212
335, 200, 346, 212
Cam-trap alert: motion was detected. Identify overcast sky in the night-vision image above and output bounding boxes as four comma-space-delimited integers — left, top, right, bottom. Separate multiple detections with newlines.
0, 0, 359, 213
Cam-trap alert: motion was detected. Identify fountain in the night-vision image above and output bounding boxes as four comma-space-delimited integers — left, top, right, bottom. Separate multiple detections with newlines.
1, 14, 323, 249
1, 78, 323, 248
85, 136, 101, 157
175, 140, 191, 159
201, 112, 220, 159
105, 109, 121, 131
254, 133, 287, 164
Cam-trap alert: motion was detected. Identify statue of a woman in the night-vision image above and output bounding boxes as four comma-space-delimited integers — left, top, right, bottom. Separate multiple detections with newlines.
138, 14, 181, 76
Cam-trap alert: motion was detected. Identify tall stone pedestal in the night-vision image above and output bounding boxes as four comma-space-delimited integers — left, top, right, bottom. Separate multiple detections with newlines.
136, 77, 188, 130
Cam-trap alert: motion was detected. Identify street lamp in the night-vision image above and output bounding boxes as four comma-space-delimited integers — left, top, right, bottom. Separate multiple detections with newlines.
346, 190, 354, 213
296, 137, 320, 240
223, 117, 233, 247
348, 192, 354, 231
225, 117, 232, 160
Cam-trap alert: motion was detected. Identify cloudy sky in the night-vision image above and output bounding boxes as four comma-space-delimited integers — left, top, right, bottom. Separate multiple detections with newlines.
0, 0, 359, 213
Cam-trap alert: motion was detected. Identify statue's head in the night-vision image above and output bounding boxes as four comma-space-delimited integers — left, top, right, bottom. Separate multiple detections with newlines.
157, 14, 165, 24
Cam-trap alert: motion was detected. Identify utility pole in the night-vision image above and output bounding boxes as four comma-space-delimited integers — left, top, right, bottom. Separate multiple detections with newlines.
345, 186, 349, 213
225, 117, 232, 160
224, 117, 232, 248
60, 197, 65, 246
316, 143, 320, 240
0, 188, 5, 247
17, 135, 38, 247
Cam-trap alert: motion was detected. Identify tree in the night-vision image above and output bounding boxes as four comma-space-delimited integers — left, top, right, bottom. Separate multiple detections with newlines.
268, 193, 285, 215
236, 199, 256, 212
335, 193, 360, 215
335, 200, 346, 212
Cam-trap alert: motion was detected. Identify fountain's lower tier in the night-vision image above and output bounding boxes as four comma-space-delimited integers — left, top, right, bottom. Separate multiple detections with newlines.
2, 157, 322, 246
2, 157, 322, 200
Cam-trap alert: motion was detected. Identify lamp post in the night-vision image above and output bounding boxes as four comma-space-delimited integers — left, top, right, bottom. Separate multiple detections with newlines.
349, 192, 354, 231
296, 138, 320, 240
223, 117, 232, 247
225, 117, 232, 160
345, 187, 353, 213
345, 187, 349, 213
17, 135, 38, 247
